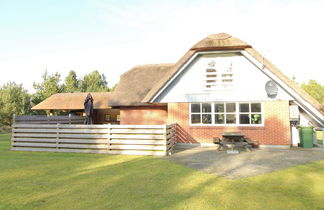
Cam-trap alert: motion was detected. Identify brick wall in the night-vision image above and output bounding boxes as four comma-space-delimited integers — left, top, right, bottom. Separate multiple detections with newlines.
167, 101, 291, 145
120, 106, 168, 125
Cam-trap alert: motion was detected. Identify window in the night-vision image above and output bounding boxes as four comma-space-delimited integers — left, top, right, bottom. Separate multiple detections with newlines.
190, 102, 263, 126
204, 60, 234, 90
238, 103, 262, 124
190, 103, 212, 124
105, 114, 111, 121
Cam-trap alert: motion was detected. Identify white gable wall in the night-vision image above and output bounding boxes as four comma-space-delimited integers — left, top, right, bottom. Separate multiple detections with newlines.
156, 52, 292, 103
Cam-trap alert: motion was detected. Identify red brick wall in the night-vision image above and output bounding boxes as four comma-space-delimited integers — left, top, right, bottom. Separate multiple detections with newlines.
120, 106, 167, 125
167, 101, 291, 145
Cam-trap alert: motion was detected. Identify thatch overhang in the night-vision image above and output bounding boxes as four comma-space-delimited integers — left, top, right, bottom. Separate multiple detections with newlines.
108, 64, 174, 107
32, 92, 112, 110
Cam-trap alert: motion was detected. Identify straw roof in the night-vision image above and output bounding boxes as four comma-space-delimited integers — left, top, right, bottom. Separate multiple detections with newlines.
108, 64, 174, 106
190, 32, 251, 50
109, 33, 324, 117
32, 92, 112, 110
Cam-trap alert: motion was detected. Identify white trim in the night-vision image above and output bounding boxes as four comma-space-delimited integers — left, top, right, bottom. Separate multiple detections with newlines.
241, 51, 324, 126
150, 50, 241, 102
189, 102, 264, 127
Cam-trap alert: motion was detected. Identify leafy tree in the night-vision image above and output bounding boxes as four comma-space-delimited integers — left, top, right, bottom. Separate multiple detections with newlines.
32, 70, 63, 106
63, 70, 79, 92
301, 80, 324, 105
79, 70, 109, 92
0, 82, 31, 125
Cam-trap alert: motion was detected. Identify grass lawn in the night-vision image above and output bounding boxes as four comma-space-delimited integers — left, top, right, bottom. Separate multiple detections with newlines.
1, 133, 324, 209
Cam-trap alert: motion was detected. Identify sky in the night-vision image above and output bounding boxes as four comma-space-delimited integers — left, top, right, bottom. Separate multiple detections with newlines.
0, 0, 324, 93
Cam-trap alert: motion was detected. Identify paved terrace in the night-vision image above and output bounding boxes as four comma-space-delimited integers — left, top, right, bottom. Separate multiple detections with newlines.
165, 145, 324, 179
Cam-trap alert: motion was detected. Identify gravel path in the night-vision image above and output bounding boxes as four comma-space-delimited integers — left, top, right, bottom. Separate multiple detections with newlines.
164, 146, 324, 179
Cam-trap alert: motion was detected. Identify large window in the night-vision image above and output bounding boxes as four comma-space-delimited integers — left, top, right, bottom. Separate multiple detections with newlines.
190, 102, 263, 126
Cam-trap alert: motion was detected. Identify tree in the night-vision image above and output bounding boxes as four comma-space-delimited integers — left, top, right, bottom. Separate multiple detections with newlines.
63, 70, 79, 92
32, 70, 63, 106
79, 70, 109, 92
0, 82, 31, 125
301, 80, 324, 105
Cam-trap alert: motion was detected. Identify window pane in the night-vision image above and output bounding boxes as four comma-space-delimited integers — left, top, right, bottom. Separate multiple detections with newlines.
226, 114, 236, 124
215, 103, 224, 113
226, 103, 236, 112
251, 103, 261, 112
191, 114, 201, 124
191, 104, 200, 113
215, 114, 225, 124
202, 103, 211, 113
239, 103, 249, 112
251, 114, 262, 124
202, 114, 212, 124
239, 114, 250, 124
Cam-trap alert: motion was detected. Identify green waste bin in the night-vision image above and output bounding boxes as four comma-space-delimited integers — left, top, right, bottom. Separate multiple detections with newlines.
298, 126, 314, 148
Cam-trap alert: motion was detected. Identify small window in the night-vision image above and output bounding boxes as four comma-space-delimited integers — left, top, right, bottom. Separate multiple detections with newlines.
239, 103, 262, 125
191, 103, 200, 113
105, 114, 111, 121
116, 115, 120, 122
204, 60, 234, 90
190, 103, 212, 124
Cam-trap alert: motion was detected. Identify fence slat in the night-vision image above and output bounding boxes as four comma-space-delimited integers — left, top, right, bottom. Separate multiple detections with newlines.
110, 139, 166, 145
110, 145, 166, 150
110, 135, 165, 140
14, 115, 86, 125
110, 129, 165, 134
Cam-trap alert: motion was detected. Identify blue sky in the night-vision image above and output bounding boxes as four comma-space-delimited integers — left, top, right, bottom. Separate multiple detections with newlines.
1, 0, 324, 92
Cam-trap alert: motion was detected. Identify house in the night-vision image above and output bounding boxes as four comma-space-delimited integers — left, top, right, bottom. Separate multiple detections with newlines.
108, 33, 324, 147
32, 92, 120, 124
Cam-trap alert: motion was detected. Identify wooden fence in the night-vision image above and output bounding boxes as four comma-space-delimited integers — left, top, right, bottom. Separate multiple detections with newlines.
11, 123, 177, 156
13, 115, 86, 125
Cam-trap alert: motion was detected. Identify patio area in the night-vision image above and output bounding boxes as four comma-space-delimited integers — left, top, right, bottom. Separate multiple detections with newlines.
165, 145, 324, 179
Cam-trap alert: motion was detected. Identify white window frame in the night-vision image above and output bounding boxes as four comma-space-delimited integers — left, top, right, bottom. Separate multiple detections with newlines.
189, 102, 264, 126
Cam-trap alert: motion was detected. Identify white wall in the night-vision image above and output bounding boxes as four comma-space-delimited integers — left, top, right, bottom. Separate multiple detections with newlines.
156, 53, 292, 103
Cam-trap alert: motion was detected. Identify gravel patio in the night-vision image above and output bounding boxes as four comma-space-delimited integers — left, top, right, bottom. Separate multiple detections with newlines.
165, 145, 324, 179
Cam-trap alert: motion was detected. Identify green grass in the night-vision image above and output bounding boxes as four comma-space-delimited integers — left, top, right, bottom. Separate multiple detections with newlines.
1, 134, 324, 209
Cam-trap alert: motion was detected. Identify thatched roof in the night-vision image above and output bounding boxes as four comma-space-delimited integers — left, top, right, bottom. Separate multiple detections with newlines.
108, 64, 174, 106
190, 32, 251, 50
109, 33, 324, 117
32, 92, 112, 110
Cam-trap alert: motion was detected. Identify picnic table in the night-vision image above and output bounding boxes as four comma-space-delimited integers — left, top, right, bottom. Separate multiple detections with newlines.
213, 132, 253, 152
